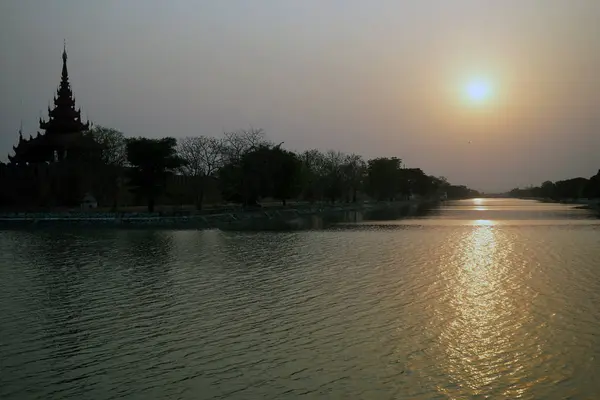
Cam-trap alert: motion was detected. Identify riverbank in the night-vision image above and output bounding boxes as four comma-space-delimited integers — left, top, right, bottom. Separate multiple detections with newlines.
518, 197, 600, 210
0, 200, 435, 230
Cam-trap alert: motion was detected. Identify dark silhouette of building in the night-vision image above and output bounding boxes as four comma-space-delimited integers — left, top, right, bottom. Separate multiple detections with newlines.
1, 44, 101, 208
8, 43, 98, 165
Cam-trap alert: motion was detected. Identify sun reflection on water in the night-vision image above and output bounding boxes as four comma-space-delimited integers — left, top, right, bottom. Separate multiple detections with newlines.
472, 219, 495, 226
433, 222, 544, 398
472, 198, 489, 211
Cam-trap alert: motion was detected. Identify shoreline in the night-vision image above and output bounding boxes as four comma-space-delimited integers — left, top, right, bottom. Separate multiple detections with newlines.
0, 200, 435, 230
519, 197, 600, 210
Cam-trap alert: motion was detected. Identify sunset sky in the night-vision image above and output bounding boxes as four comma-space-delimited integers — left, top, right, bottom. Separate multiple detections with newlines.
1, 0, 599, 192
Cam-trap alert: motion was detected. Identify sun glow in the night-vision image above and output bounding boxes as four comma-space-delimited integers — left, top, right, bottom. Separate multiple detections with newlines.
463, 77, 494, 105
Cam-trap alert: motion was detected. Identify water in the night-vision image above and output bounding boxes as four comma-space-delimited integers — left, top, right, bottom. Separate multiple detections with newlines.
1, 199, 599, 399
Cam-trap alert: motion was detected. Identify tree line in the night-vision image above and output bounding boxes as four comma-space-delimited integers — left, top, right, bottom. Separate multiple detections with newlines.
509, 171, 600, 201
91, 126, 479, 212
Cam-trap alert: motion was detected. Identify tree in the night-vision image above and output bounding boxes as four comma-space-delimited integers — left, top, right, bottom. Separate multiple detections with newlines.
447, 185, 481, 199
399, 168, 440, 198
91, 126, 127, 167
177, 136, 223, 209
221, 128, 269, 164
219, 144, 302, 206
126, 137, 183, 212
268, 146, 302, 206
320, 151, 346, 203
554, 178, 588, 199
298, 149, 326, 202
584, 170, 600, 199
367, 157, 403, 200
90, 125, 127, 209
540, 181, 556, 199
341, 154, 366, 203
217, 128, 272, 206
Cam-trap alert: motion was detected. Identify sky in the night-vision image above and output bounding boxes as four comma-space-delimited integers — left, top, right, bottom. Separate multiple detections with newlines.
1, 0, 599, 192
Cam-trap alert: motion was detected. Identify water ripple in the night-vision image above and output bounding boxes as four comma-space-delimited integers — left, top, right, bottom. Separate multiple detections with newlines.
1, 201, 600, 399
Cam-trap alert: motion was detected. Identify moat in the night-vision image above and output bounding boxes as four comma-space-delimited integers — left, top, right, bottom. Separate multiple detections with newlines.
1, 199, 600, 399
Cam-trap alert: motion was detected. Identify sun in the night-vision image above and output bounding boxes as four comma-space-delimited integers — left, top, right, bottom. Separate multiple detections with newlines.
463, 78, 494, 105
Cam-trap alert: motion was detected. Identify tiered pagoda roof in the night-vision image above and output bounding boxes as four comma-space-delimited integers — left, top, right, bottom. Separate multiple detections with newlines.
8, 44, 97, 164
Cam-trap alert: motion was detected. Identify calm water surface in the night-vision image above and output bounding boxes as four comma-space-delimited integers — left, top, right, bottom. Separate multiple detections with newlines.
1, 199, 600, 399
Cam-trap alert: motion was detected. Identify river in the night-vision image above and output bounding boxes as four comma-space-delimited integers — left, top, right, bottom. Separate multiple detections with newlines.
1, 199, 599, 399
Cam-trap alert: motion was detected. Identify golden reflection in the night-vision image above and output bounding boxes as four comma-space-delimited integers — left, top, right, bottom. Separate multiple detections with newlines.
471, 219, 495, 226
441, 225, 502, 394
434, 223, 538, 398
472, 198, 489, 211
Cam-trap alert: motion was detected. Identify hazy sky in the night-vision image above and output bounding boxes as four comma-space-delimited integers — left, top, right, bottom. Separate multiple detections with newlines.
1, 0, 599, 192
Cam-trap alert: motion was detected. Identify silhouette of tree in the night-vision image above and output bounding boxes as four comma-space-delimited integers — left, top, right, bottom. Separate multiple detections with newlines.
298, 149, 324, 203
401, 168, 444, 198
342, 154, 366, 203
269, 146, 302, 206
584, 170, 600, 199
540, 180, 556, 199
90, 125, 127, 209
126, 137, 183, 212
320, 151, 346, 203
446, 185, 481, 199
221, 128, 269, 164
367, 157, 403, 200
177, 136, 223, 209
219, 144, 302, 206
91, 126, 127, 166
510, 171, 600, 201
554, 178, 588, 199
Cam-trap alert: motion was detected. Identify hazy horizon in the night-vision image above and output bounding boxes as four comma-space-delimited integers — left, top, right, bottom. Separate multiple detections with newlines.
2, 1, 600, 192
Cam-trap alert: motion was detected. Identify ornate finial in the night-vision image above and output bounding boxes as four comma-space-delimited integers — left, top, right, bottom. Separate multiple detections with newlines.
62, 39, 68, 66
19, 100, 23, 139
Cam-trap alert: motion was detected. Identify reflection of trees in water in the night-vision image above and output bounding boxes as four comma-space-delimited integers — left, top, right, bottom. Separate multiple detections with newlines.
221, 205, 434, 232
223, 210, 365, 231
258, 205, 435, 226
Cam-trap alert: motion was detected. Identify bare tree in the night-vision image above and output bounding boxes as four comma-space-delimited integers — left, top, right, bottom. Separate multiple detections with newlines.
221, 128, 269, 163
177, 136, 224, 209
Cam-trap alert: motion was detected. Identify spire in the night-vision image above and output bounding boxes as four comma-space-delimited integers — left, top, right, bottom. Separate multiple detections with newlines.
61, 39, 69, 85
38, 42, 90, 135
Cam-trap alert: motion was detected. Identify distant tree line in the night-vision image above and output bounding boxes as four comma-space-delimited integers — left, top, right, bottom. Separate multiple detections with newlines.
93, 126, 482, 211
509, 171, 600, 201
0, 126, 480, 212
